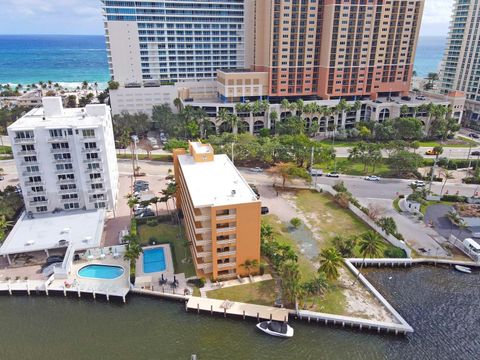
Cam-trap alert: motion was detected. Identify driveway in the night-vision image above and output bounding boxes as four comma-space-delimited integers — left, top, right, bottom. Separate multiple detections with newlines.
359, 197, 449, 257
424, 204, 471, 241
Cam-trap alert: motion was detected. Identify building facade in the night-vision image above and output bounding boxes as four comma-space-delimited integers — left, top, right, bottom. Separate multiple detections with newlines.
247, 0, 424, 100
173, 142, 261, 280
439, 0, 480, 125
101, 0, 246, 86
8, 97, 119, 214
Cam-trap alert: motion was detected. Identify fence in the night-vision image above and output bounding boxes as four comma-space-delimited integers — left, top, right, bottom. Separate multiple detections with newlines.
449, 234, 480, 262
315, 184, 412, 257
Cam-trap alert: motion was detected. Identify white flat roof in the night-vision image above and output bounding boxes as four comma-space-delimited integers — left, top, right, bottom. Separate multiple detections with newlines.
178, 153, 258, 208
8, 105, 109, 131
0, 209, 105, 256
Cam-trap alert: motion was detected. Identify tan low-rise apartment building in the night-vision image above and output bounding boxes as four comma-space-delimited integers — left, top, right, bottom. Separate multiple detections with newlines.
173, 142, 261, 280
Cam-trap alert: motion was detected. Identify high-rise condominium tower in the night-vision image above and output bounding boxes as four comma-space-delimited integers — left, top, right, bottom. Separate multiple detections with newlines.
247, 0, 425, 100
439, 0, 480, 122
101, 0, 245, 86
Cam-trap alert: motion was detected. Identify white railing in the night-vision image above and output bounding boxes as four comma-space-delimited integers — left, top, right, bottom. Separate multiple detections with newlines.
217, 262, 236, 269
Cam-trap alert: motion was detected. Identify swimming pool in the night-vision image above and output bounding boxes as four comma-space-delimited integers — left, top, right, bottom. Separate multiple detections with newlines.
143, 248, 166, 273
78, 264, 124, 280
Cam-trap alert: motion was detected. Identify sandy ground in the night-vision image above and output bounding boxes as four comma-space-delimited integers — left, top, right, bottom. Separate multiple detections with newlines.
258, 185, 398, 323
337, 267, 397, 323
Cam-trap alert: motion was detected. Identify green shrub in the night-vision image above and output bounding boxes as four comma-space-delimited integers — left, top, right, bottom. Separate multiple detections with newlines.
441, 195, 467, 203
333, 181, 348, 193
290, 217, 302, 228
384, 247, 407, 258
146, 218, 159, 227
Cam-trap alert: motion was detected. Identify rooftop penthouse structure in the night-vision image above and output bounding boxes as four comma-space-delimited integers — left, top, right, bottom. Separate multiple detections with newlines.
8, 97, 119, 214
173, 142, 261, 280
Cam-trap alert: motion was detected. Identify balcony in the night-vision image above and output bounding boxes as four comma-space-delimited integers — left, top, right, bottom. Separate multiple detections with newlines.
50, 148, 70, 154
13, 137, 35, 144
83, 158, 102, 164
24, 180, 44, 186
58, 188, 76, 195
80, 135, 99, 141
217, 262, 236, 269
216, 214, 237, 221
216, 238, 236, 246
29, 199, 48, 206
89, 195, 106, 202
216, 226, 237, 234
26, 190, 46, 197
55, 168, 74, 174
20, 160, 39, 166
56, 178, 76, 184
81, 147, 100, 153
17, 150, 36, 156
85, 167, 103, 173
194, 226, 212, 235
53, 158, 72, 164
60, 197, 78, 203
87, 188, 104, 194
22, 170, 40, 176
48, 136, 68, 143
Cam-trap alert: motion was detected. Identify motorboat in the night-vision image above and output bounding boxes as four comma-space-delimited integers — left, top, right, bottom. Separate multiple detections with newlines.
256, 321, 294, 338
454, 265, 472, 274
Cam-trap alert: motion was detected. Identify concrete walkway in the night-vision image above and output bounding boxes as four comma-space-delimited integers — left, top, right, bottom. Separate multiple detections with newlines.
359, 197, 449, 257
200, 274, 273, 298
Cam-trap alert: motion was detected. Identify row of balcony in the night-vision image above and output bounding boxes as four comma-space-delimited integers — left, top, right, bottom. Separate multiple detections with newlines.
14, 137, 35, 144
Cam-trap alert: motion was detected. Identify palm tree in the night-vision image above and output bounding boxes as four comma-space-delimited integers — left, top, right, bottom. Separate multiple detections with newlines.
440, 169, 453, 196
0, 215, 14, 242
446, 210, 461, 237
281, 260, 302, 307
123, 240, 143, 263
318, 247, 343, 281
353, 231, 385, 285
173, 97, 182, 112
302, 273, 328, 307
240, 259, 259, 276
218, 107, 231, 132
126, 194, 138, 217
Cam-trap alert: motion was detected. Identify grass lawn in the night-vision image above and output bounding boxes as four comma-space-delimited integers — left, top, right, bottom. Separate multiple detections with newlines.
0, 145, 12, 154
393, 198, 402, 213
137, 220, 196, 277
206, 280, 278, 306
262, 214, 347, 314
314, 157, 392, 176
295, 190, 404, 257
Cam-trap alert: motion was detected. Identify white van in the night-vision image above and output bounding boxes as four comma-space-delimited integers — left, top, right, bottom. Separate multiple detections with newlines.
463, 238, 480, 254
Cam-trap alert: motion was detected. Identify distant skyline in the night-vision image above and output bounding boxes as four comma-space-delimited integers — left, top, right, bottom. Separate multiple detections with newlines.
0, 0, 454, 37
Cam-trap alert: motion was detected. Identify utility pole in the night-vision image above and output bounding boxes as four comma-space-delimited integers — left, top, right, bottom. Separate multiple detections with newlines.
428, 155, 439, 194
231, 142, 235, 164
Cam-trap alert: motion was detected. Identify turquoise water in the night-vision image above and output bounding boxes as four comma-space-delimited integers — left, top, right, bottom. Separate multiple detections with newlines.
0, 34, 445, 85
413, 36, 447, 77
0, 35, 109, 85
143, 248, 166, 273
78, 264, 124, 279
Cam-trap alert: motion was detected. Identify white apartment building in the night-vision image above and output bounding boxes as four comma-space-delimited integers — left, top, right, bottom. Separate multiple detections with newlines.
8, 97, 119, 214
439, 0, 480, 124
102, 0, 245, 85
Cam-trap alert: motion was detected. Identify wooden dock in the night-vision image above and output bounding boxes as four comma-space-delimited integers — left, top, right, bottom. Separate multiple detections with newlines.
186, 296, 290, 322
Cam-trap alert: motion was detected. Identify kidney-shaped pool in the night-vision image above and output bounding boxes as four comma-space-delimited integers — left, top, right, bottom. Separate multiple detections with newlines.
78, 264, 125, 280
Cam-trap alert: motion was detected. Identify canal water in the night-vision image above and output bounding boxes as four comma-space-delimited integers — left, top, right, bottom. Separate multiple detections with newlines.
0, 266, 478, 360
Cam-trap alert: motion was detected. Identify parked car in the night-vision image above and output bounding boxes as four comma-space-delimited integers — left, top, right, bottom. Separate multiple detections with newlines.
310, 169, 323, 177
134, 180, 149, 186
364, 175, 380, 181
326, 172, 340, 178
415, 95, 427, 100
0, 176, 4, 181
425, 149, 440, 156
469, 133, 480, 139
134, 207, 151, 216
135, 209, 155, 219
261, 206, 269, 215
134, 184, 149, 192
471, 151, 480, 156
249, 167, 263, 173
46, 255, 64, 265
411, 180, 426, 187
160, 134, 167, 142
147, 137, 159, 149
401, 96, 412, 101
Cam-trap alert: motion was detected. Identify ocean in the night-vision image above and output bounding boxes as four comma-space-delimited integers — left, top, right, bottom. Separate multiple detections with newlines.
0, 34, 446, 86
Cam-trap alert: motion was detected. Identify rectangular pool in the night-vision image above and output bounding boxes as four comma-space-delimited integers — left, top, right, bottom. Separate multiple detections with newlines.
143, 247, 166, 273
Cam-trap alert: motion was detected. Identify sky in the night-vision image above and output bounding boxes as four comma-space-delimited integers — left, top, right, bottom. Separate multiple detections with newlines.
0, 0, 454, 37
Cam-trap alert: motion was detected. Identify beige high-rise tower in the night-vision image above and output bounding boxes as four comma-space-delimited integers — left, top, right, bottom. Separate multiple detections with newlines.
246, 0, 425, 100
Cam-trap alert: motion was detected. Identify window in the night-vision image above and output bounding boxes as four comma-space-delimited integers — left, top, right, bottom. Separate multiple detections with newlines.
82, 129, 95, 138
